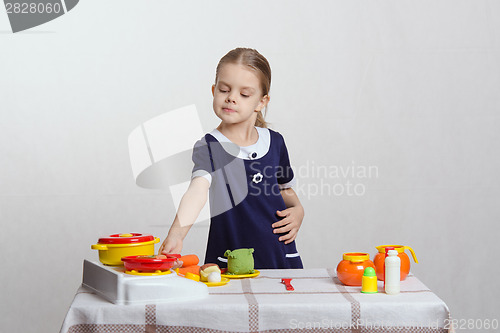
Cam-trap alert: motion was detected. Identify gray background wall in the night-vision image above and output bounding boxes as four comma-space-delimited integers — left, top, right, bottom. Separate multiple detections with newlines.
1, 0, 499, 332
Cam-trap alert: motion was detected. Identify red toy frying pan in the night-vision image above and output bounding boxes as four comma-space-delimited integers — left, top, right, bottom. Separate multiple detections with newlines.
121, 254, 180, 272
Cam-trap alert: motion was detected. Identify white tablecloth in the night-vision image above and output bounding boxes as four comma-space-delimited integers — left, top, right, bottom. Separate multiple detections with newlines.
60, 268, 450, 333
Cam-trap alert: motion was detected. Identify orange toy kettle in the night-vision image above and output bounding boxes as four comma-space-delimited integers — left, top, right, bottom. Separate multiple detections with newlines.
336, 253, 376, 286
374, 245, 418, 281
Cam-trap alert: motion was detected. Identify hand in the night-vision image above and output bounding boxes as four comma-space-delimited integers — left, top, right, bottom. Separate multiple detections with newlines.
272, 206, 304, 244
171, 259, 183, 270
158, 234, 183, 255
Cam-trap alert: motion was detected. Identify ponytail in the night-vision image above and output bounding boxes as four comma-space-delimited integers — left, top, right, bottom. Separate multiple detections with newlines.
255, 110, 268, 128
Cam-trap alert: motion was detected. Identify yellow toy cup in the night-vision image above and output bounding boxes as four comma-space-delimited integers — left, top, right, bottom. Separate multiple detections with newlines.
361, 267, 378, 294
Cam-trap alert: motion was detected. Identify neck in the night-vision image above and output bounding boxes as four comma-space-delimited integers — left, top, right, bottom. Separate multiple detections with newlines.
217, 122, 258, 147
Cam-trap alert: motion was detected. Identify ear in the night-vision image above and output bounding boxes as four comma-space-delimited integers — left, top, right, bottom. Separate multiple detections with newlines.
249, 248, 254, 254
212, 84, 216, 97
256, 95, 270, 112
224, 250, 232, 258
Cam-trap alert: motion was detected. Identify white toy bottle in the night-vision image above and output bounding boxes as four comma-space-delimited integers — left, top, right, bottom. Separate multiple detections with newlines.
384, 250, 401, 295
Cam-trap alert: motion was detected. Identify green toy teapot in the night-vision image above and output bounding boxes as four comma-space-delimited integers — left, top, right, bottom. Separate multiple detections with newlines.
224, 248, 255, 275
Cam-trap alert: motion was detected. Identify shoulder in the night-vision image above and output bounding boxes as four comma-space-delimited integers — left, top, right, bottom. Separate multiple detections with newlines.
266, 127, 283, 139
193, 135, 207, 146
193, 131, 218, 148
266, 127, 280, 136
266, 128, 287, 146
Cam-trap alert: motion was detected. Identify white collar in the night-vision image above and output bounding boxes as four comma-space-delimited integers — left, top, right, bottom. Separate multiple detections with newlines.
209, 127, 270, 160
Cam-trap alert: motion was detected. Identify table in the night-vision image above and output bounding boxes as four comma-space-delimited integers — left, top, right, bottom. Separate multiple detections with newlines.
60, 268, 451, 333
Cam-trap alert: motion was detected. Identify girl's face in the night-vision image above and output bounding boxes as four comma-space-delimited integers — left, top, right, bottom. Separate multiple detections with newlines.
212, 63, 269, 127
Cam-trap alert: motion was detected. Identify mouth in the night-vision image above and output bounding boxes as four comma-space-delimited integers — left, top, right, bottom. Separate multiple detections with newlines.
222, 108, 236, 113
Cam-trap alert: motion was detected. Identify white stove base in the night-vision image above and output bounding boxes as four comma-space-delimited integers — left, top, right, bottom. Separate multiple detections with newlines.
82, 260, 208, 305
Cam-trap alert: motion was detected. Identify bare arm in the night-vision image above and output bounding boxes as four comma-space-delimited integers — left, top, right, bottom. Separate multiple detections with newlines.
158, 176, 210, 254
272, 187, 304, 244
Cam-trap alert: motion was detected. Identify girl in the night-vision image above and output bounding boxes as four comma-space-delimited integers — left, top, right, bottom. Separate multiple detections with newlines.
159, 48, 304, 269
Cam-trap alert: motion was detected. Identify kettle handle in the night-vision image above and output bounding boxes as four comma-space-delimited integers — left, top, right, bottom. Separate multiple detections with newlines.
404, 246, 418, 263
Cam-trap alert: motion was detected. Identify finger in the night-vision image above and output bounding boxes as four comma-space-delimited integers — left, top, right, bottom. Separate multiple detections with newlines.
171, 260, 182, 269
272, 216, 290, 228
276, 209, 291, 217
274, 224, 293, 235
284, 234, 297, 244
280, 230, 297, 243
279, 233, 292, 242
160, 246, 172, 255
273, 220, 291, 232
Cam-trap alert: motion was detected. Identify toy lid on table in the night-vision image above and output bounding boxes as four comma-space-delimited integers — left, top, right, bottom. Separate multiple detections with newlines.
342, 252, 370, 263
96, 233, 155, 244
363, 267, 376, 277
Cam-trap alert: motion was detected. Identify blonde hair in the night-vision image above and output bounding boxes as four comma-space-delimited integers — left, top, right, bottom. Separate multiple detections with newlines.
215, 48, 271, 128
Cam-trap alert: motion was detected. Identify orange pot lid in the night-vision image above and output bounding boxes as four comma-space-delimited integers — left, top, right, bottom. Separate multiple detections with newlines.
376, 245, 404, 253
342, 252, 370, 263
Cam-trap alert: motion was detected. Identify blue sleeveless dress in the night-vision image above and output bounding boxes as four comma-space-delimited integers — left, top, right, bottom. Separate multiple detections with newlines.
192, 127, 303, 269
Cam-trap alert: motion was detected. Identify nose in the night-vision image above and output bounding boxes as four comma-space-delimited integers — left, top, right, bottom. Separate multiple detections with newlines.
225, 92, 236, 103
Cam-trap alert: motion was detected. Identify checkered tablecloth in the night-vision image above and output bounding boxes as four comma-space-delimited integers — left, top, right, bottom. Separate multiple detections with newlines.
60, 268, 450, 333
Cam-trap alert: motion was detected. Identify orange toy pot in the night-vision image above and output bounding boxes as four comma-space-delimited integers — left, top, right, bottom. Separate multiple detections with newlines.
336, 253, 375, 286
374, 245, 418, 281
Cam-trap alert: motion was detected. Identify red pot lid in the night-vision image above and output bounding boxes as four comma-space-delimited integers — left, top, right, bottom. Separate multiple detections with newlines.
97, 233, 154, 244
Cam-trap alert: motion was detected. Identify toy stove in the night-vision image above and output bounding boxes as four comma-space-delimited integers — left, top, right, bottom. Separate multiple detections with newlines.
82, 260, 208, 305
